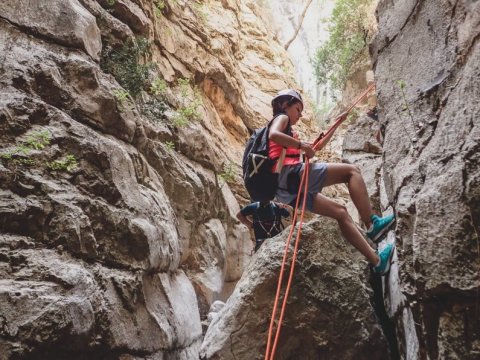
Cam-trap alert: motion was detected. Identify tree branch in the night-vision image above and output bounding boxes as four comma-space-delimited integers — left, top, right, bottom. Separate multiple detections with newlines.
283, 0, 314, 50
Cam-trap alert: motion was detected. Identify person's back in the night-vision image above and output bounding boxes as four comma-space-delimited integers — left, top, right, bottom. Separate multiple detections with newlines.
237, 201, 290, 252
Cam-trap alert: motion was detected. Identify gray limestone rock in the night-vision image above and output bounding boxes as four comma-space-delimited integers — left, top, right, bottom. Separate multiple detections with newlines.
370, 0, 480, 358
0, 0, 102, 60
200, 218, 388, 360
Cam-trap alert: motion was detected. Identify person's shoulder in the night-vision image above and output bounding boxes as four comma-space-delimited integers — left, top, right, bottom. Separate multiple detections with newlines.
272, 113, 289, 125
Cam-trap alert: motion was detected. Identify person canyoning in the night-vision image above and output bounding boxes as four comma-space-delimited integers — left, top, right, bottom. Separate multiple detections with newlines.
268, 89, 395, 275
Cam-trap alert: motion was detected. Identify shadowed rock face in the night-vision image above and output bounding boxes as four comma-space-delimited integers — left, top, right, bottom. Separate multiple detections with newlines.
365, 0, 480, 358
200, 218, 388, 360
0, 0, 313, 358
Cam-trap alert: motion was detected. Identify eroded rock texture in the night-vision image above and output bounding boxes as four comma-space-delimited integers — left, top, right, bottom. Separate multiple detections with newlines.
369, 0, 480, 358
200, 218, 388, 360
0, 0, 314, 358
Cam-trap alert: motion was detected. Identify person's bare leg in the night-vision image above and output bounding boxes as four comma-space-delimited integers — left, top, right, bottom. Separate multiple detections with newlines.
322, 163, 373, 226
311, 193, 379, 265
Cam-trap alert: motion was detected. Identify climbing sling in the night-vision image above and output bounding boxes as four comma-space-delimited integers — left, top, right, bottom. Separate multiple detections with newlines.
264, 83, 376, 360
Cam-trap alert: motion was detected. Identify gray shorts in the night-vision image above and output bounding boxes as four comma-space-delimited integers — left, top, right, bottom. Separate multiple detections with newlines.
275, 162, 328, 212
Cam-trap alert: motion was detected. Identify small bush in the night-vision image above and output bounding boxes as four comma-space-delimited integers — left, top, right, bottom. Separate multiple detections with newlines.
172, 102, 201, 127
218, 162, 236, 185
112, 88, 133, 111
171, 78, 202, 127
155, 1, 165, 17
24, 130, 51, 150
47, 155, 78, 172
142, 98, 168, 121
102, 37, 152, 98
0, 130, 51, 164
164, 141, 175, 151
150, 77, 168, 96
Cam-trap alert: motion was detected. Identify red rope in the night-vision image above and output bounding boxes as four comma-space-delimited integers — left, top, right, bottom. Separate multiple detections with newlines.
264, 83, 375, 360
264, 162, 307, 360
269, 162, 310, 360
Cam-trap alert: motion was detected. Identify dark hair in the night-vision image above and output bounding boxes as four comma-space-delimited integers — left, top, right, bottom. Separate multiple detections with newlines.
272, 96, 302, 116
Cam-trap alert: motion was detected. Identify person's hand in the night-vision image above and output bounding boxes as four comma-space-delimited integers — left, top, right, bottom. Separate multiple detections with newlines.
300, 142, 315, 158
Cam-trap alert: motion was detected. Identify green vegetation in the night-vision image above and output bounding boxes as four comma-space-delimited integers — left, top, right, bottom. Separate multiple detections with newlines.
106, 0, 116, 6
191, 1, 207, 22
177, 77, 191, 97
142, 77, 168, 121
47, 154, 78, 172
24, 130, 51, 150
150, 77, 168, 96
0, 129, 80, 174
218, 162, 236, 185
312, 0, 375, 95
346, 107, 359, 123
155, 1, 165, 17
171, 78, 202, 127
102, 37, 151, 97
164, 141, 175, 152
395, 80, 417, 147
0, 130, 51, 163
112, 88, 133, 111
142, 98, 168, 121
396, 79, 417, 130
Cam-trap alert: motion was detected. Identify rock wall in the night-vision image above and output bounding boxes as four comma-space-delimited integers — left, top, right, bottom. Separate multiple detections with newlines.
366, 0, 480, 358
0, 0, 317, 358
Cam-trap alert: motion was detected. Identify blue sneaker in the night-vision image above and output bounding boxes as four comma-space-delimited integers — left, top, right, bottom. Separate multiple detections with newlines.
366, 214, 395, 242
373, 243, 395, 275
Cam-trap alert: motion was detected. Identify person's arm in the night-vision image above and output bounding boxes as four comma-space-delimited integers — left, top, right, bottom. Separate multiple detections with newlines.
275, 202, 292, 218
269, 115, 315, 158
236, 210, 253, 228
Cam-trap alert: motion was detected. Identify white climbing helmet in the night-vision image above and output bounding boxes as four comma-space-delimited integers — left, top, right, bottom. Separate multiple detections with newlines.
271, 89, 303, 107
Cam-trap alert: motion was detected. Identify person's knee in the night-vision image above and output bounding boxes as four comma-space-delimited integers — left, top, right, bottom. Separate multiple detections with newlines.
333, 204, 350, 221
346, 164, 361, 180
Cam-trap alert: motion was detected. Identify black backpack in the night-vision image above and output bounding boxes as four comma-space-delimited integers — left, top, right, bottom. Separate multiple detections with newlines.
242, 116, 292, 202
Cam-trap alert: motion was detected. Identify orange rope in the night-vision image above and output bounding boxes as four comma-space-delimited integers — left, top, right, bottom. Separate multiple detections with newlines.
264, 161, 307, 360
314, 83, 375, 150
264, 83, 375, 360
269, 162, 310, 360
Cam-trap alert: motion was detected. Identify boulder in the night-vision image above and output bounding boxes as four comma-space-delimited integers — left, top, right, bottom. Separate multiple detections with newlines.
200, 218, 388, 359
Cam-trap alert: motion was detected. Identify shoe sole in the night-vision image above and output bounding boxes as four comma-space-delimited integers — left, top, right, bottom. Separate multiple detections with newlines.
371, 218, 396, 243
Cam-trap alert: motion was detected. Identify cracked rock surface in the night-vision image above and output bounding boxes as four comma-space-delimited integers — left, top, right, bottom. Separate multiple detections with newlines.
369, 0, 480, 358
0, 0, 315, 358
